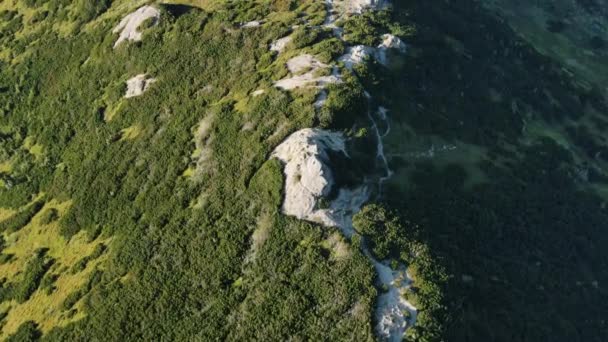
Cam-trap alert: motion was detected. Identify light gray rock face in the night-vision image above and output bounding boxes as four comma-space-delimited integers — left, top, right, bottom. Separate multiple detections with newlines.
272, 129, 346, 224
274, 54, 342, 90
113, 6, 160, 48
125, 74, 156, 98
270, 36, 292, 53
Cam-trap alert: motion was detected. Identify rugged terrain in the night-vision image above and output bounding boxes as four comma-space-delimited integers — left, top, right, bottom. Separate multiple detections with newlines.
0, 0, 607, 341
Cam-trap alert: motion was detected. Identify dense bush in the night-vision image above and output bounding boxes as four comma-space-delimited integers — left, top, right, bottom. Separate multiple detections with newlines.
0, 1, 380, 340
6, 321, 41, 342
38, 208, 58, 225
71, 0, 112, 23
70, 244, 106, 274
373, 1, 608, 340
0, 248, 53, 303
0, 199, 45, 233
354, 204, 448, 340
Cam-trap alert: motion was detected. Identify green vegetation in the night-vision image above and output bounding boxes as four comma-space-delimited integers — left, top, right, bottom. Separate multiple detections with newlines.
0, 248, 54, 304
0, 0, 606, 341
339, 9, 415, 46
6, 321, 41, 342
69, 244, 105, 274
0, 198, 45, 233
363, 1, 608, 340
37, 208, 58, 225
0, 0, 380, 340
354, 205, 448, 341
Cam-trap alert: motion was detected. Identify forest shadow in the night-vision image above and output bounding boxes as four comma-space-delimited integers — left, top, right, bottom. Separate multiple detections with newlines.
376, 0, 608, 341
161, 4, 195, 18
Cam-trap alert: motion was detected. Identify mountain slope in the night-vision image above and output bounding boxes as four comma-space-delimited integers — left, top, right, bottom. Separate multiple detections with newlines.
0, 0, 607, 341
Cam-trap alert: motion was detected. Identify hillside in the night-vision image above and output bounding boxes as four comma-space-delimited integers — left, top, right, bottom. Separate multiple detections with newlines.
0, 0, 607, 341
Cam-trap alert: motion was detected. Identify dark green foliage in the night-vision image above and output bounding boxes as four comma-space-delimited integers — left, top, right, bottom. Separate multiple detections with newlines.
0, 233, 11, 267
248, 159, 283, 207
353, 204, 448, 340
0, 199, 45, 233
340, 10, 414, 46
224, 216, 376, 341
0, 253, 14, 265
272, 0, 297, 12
290, 26, 320, 49
22, 0, 43, 8
341, 13, 382, 46
0, 133, 42, 209
38, 208, 58, 225
576, 0, 602, 13
71, 0, 112, 23
60, 290, 84, 312
0, 10, 18, 21
319, 78, 366, 128
386, 140, 608, 341
14, 249, 54, 303
590, 35, 606, 50
70, 244, 106, 274
4, 0, 605, 340
162, 4, 194, 18
61, 269, 104, 312
256, 51, 274, 69
0, 248, 54, 303
353, 204, 406, 260
373, 2, 608, 340
6, 321, 41, 342
28, 10, 48, 25
308, 37, 345, 62
40, 273, 58, 295
546, 19, 567, 33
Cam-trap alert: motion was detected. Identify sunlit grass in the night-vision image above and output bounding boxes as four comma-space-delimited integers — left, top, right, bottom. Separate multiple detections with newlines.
181, 167, 195, 177
0, 207, 16, 222
120, 124, 143, 141
23, 136, 44, 158
0, 199, 111, 337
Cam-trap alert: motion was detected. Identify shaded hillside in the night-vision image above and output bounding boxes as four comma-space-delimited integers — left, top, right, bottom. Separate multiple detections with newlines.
367, 1, 608, 341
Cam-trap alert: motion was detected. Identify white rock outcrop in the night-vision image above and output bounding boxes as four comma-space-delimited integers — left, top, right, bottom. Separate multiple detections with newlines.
338, 35, 407, 69
275, 54, 342, 90
379, 34, 407, 51
376, 34, 407, 65
125, 74, 156, 98
322, 186, 369, 235
272, 129, 346, 223
252, 89, 265, 97
270, 36, 292, 53
272, 125, 417, 341
339, 45, 374, 70
286, 54, 328, 73
113, 6, 160, 48
374, 263, 418, 341
241, 21, 262, 28
335, 0, 389, 14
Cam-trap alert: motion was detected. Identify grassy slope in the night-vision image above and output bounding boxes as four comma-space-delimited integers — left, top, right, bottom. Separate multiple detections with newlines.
0, 0, 380, 340
0, 199, 110, 338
